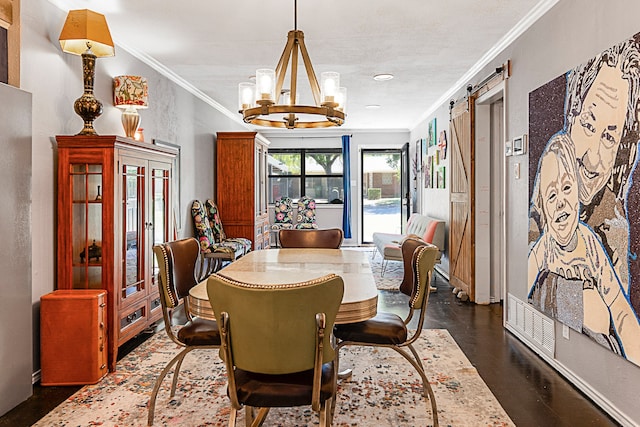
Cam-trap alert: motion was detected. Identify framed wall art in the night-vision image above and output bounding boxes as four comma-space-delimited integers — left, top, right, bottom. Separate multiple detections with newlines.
513, 134, 527, 155
153, 139, 182, 232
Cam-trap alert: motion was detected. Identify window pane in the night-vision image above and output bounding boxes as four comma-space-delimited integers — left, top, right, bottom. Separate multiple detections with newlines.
306, 177, 344, 203
305, 153, 343, 175
269, 177, 301, 202
269, 153, 301, 175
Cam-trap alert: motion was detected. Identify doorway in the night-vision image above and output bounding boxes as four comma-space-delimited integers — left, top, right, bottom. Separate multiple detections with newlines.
361, 149, 403, 243
475, 83, 506, 304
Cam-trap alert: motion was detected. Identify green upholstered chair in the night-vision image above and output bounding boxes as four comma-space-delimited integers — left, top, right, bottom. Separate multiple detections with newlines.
278, 228, 344, 249
148, 238, 221, 426
207, 273, 344, 427
332, 241, 440, 427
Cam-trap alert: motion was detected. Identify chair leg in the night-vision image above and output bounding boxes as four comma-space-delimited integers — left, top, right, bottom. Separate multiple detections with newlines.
408, 343, 426, 375
147, 347, 190, 426
392, 346, 439, 427
170, 347, 195, 397
247, 407, 269, 427
228, 407, 238, 427
319, 400, 330, 427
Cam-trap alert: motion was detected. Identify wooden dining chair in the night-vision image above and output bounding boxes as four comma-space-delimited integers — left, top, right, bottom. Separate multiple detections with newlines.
148, 238, 221, 426
206, 273, 344, 427
332, 240, 440, 427
278, 228, 344, 249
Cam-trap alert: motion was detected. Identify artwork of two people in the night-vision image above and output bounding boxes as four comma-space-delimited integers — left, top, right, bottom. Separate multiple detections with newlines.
528, 32, 640, 366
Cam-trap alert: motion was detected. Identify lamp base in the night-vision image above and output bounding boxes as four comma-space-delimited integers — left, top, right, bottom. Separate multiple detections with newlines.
121, 107, 141, 139
74, 94, 103, 135
74, 51, 103, 136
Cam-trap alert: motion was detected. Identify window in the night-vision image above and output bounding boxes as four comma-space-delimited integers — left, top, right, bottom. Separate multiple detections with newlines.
268, 149, 343, 204
0, 0, 20, 86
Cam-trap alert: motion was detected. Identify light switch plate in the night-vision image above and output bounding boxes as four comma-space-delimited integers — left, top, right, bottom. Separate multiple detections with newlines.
514, 162, 520, 179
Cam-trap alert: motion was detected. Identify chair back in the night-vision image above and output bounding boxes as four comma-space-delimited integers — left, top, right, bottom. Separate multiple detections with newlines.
205, 199, 227, 242
409, 244, 439, 310
153, 238, 201, 308
279, 228, 344, 249
271, 196, 294, 229
399, 237, 428, 296
191, 200, 216, 253
295, 195, 318, 229
207, 273, 344, 374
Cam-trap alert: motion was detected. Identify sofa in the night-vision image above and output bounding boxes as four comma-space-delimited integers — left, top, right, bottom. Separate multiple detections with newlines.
372, 213, 445, 276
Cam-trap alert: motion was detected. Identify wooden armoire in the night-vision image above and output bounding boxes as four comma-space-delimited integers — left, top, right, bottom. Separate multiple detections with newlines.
216, 132, 270, 250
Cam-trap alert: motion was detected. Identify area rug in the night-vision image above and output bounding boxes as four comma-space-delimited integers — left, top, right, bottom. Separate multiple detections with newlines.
344, 247, 403, 291
34, 329, 513, 427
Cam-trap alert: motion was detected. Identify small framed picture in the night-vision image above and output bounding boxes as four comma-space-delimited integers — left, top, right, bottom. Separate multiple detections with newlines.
505, 140, 513, 157
513, 134, 527, 155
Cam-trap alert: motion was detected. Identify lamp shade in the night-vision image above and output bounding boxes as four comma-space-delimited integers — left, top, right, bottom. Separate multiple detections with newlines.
113, 76, 148, 109
59, 9, 115, 57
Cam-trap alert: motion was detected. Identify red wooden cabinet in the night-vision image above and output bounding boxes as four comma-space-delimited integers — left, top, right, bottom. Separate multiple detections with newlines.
55, 135, 176, 371
40, 290, 108, 385
216, 132, 270, 250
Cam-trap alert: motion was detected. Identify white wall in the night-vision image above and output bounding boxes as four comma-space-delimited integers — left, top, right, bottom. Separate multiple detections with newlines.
409, 1, 640, 424
409, 105, 451, 275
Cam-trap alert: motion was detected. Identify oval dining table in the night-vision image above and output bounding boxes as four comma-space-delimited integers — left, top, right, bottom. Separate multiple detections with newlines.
188, 248, 378, 324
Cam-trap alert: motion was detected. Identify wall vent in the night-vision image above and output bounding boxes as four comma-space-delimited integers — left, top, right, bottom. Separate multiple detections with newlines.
507, 293, 555, 355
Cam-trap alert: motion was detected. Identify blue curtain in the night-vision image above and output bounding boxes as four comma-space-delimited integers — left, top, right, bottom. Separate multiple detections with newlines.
342, 135, 352, 238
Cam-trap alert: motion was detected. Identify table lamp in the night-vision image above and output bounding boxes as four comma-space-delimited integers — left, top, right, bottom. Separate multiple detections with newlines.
113, 75, 149, 138
59, 9, 115, 135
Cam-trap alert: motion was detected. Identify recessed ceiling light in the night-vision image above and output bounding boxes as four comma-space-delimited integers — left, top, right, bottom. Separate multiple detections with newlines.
365, 104, 381, 109
373, 73, 394, 81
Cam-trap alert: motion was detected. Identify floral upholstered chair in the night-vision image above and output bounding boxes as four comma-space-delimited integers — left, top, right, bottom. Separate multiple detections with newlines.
271, 196, 294, 231
191, 200, 250, 278
294, 195, 318, 229
204, 200, 252, 255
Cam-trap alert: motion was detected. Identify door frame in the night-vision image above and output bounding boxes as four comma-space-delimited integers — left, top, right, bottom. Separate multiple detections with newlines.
475, 81, 507, 307
360, 148, 404, 243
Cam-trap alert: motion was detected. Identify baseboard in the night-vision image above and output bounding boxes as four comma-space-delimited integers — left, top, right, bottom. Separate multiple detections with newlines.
505, 324, 635, 427
434, 265, 449, 280
32, 369, 41, 385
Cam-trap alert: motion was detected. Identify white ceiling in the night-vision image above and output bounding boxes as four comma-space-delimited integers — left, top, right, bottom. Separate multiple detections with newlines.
50, 0, 555, 133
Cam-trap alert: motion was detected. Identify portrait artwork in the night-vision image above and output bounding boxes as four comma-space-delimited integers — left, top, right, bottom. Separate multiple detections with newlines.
528, 32, 640, 366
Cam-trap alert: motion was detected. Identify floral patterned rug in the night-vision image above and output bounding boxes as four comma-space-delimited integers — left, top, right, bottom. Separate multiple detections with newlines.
34, 329, 513, 427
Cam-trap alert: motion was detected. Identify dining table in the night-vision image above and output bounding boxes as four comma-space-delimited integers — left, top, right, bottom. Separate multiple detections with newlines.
188, 248, 378, 324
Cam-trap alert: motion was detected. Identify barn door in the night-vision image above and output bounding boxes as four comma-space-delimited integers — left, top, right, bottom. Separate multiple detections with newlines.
449, 99, 475, 301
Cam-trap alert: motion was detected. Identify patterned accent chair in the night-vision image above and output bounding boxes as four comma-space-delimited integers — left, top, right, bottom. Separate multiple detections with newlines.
204, 200, 252, 255
295, 195, 318, 229
191, 200, 249, 279
271, 196, 295, 230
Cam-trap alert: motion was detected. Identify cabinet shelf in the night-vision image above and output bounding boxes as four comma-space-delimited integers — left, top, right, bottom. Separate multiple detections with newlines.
72, 199, 103, 204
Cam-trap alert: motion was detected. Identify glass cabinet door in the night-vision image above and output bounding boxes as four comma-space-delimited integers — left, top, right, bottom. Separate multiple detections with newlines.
150, 164, 171, 287
71, 163, 103, 289
121, 163, 145, 305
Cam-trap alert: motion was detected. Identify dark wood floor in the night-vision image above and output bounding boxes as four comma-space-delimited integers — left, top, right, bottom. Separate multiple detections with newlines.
0, 272, 619, 427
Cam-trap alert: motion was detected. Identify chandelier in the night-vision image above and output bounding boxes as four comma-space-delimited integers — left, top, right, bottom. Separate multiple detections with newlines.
238, 0, 346, 129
